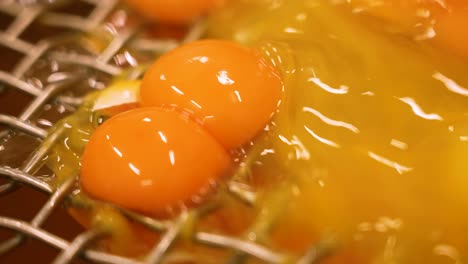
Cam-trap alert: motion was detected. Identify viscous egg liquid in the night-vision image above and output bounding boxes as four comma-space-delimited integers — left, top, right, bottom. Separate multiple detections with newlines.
207, 0, 468, 263
45, 0, 468, 263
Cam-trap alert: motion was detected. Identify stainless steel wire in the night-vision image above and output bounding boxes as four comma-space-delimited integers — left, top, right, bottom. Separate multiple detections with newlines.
0, 1, 330, 263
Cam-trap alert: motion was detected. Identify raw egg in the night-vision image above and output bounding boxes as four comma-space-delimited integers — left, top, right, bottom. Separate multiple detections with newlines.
123, 0, 222, 24
433, 2, 468, 59
80, 107, 231, 215
140, 39, 283, 149
350, 0, 468, 58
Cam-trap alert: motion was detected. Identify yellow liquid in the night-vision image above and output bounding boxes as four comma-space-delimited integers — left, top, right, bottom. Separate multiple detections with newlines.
41, 0, 468, 262
207, 1, 468, 263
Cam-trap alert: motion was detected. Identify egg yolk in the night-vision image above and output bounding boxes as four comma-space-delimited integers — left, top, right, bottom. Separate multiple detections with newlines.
140, 40, 283, 149
351, 0, 468, 58
433, 3, 468, 59
80, 107, 231, 215
123, 0, 222, 24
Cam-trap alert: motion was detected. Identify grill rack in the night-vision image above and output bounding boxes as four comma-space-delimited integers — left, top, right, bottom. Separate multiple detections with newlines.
0, 1, 333, 263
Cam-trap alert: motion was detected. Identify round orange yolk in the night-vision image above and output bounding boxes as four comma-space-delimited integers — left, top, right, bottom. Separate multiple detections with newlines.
351, 0, 468, 59
123, 0, 222, 24
433, 2, 468, 59
80, 107, 231, 215
140, 39, 283, 149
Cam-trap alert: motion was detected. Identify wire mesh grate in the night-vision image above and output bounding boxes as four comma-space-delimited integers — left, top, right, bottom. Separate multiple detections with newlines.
0, 1, 332, 263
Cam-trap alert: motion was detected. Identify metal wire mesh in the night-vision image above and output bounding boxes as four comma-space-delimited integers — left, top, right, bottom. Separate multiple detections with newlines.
0, 1, 332, 263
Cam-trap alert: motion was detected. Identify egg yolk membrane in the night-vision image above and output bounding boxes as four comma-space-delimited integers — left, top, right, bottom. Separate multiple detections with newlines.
140, 39, 283, 149
79, 39, 283, 217
80, 107, 231, 216
123, 0, 223, 24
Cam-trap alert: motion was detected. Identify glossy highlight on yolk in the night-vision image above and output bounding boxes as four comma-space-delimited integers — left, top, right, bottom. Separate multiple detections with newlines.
140, 39, 283, 149
123, 0, 223, 24
80, 107, 231, 215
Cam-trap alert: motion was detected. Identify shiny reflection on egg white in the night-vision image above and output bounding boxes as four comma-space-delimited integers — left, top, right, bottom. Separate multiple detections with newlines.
398, 97, 443, 121
433, 244, 462, 263
433, 72, 468, 97
303, 106, 359, 133
368, 151, 412, 175
283, 26, 303, 34
308, 76, 349, 94
278, 134, 311, 160
390, 139, 409, 150
304, 125, 341, 148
